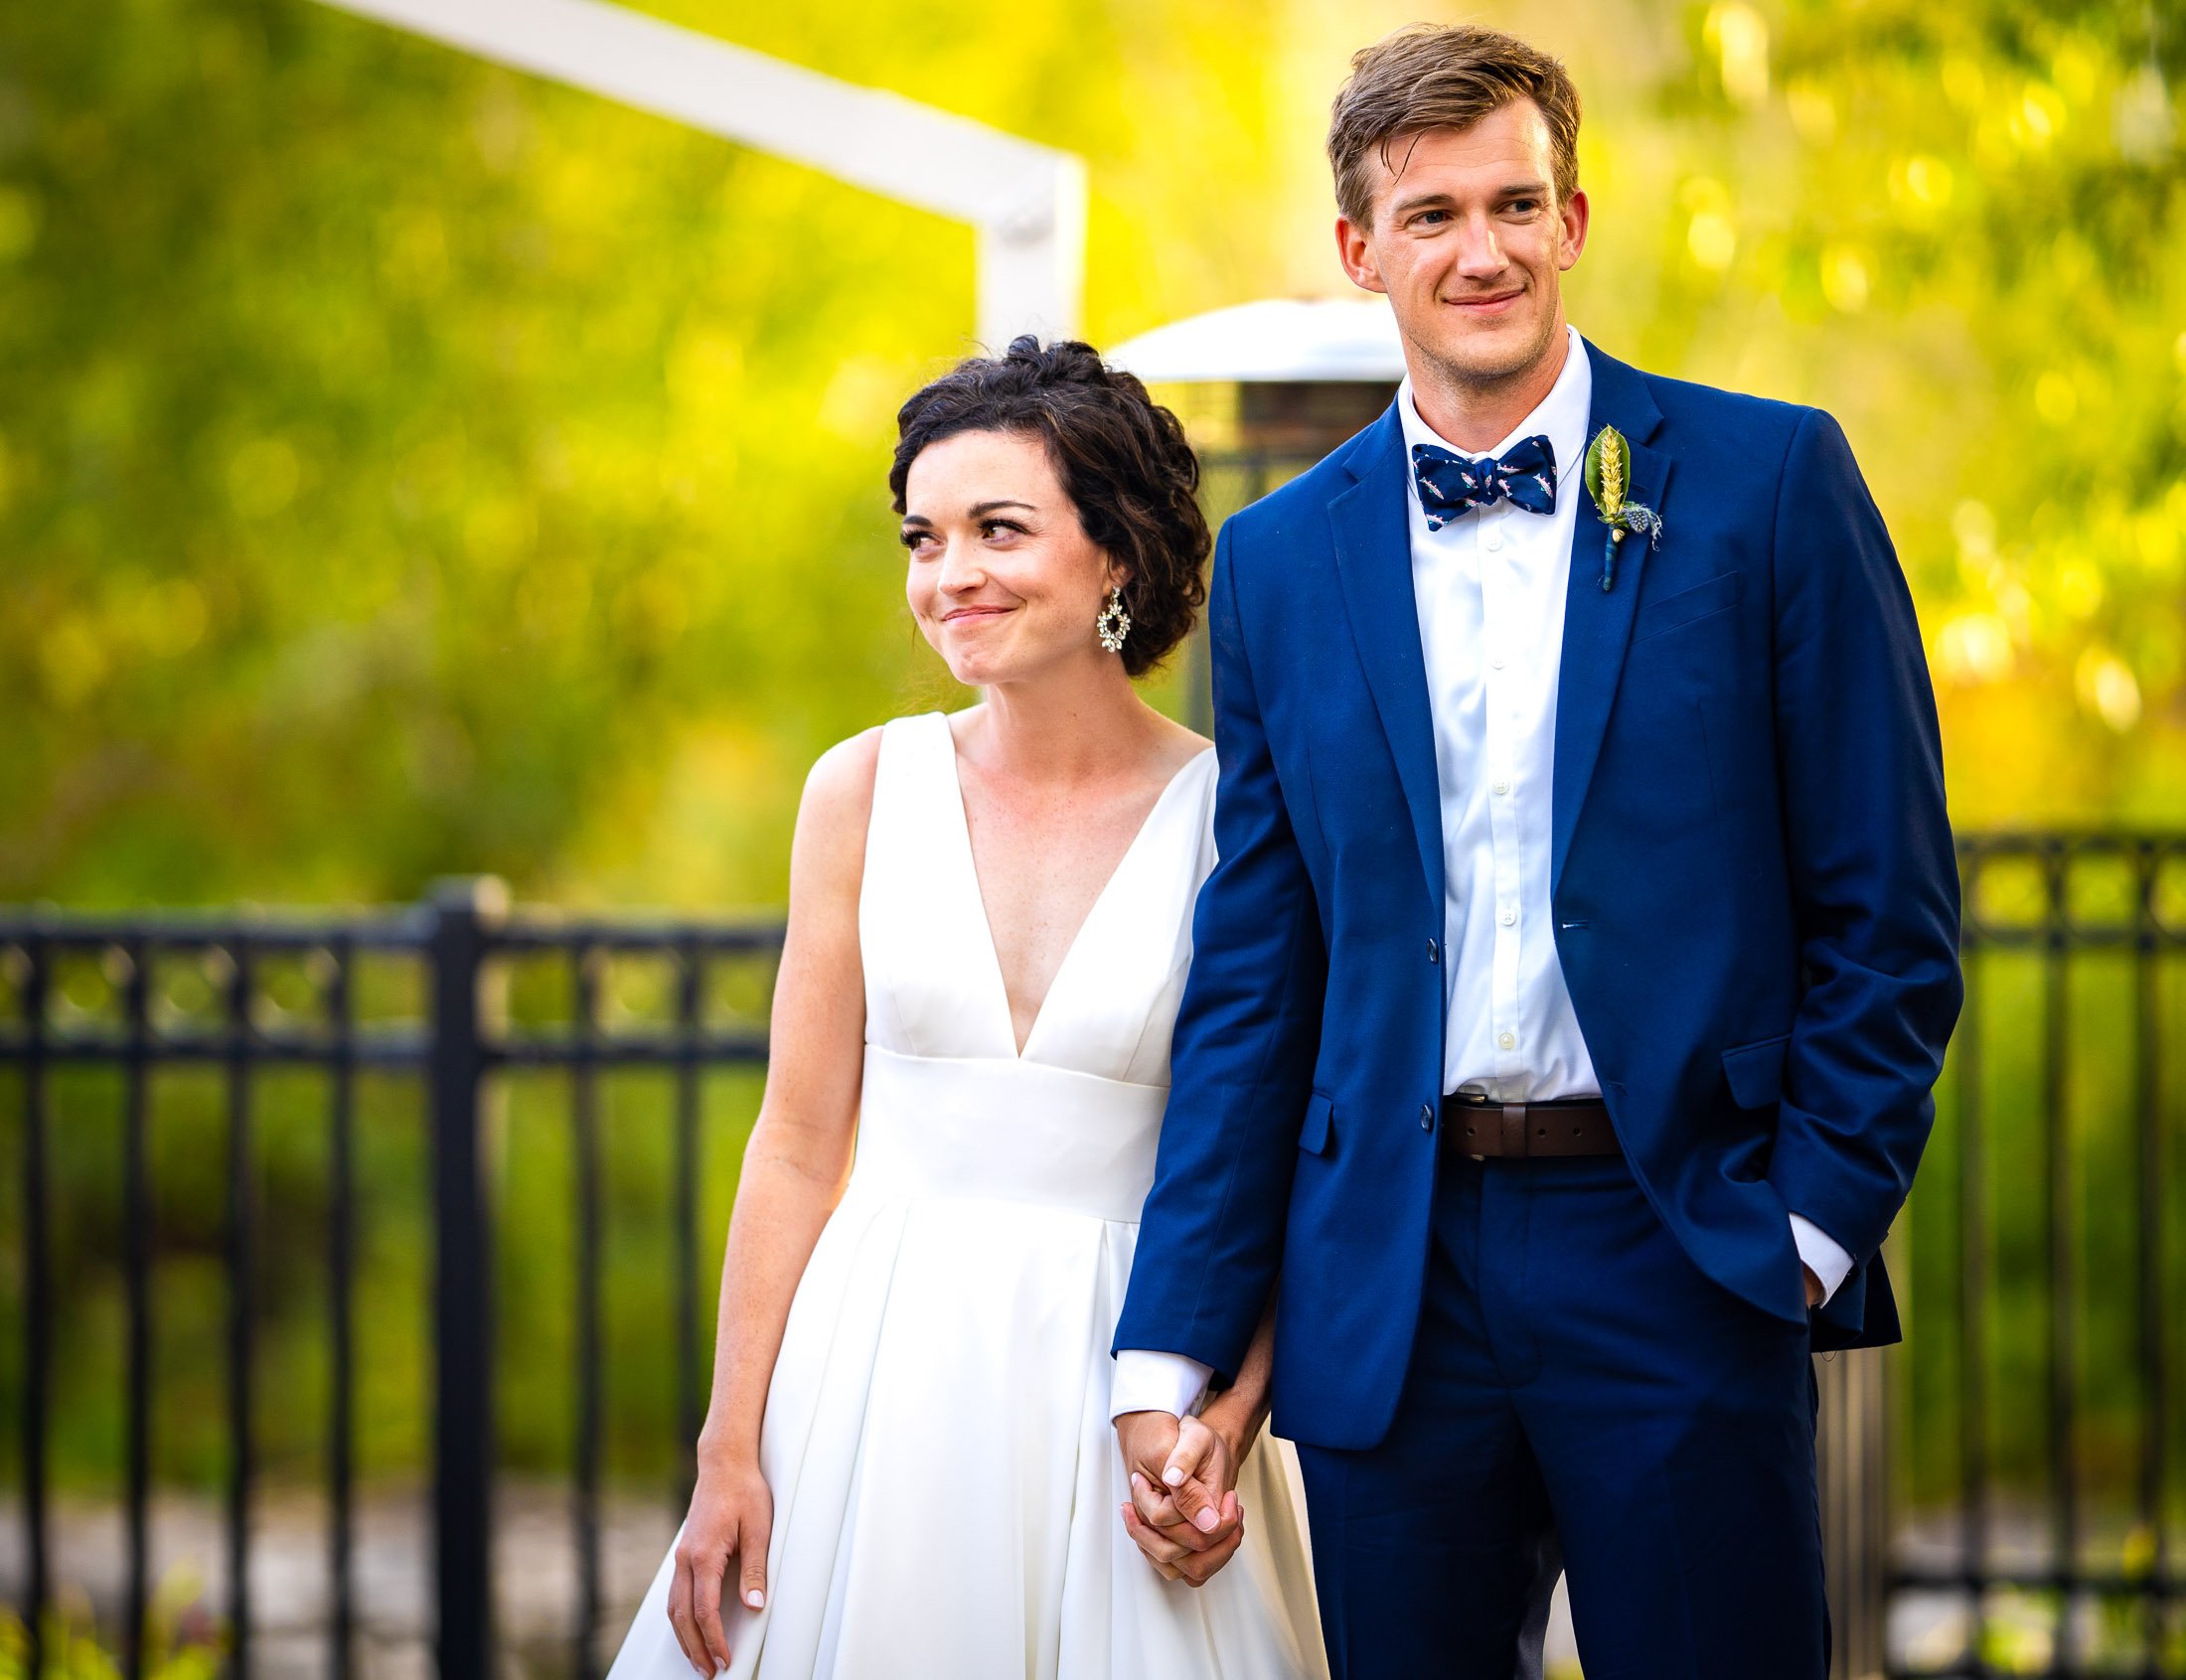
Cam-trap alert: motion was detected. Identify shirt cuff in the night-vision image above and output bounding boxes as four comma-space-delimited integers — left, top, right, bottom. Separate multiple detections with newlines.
1790, 1213, 1854, 1306
1109, 1350, 1213, 1422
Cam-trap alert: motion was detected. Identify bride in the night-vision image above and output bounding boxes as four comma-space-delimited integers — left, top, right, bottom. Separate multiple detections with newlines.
605, 337, 1327, 1679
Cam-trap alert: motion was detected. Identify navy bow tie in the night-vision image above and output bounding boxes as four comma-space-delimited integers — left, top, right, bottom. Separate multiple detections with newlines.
1411, 434, 1558, 530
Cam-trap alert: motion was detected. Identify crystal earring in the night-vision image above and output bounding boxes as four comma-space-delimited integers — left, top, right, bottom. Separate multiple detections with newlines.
1095, 585, 1132, 654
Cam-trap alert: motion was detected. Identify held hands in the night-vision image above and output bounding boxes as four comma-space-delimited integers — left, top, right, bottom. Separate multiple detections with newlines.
1114, 1409, 1247, 1588
666, 1454, 772, 1677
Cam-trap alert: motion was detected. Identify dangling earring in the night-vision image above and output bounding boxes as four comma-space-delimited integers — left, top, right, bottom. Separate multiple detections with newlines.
1095, 584, 1132, 654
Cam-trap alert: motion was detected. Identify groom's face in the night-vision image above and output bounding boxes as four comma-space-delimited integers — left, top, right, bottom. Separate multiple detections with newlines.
1335, 98, 1588, 391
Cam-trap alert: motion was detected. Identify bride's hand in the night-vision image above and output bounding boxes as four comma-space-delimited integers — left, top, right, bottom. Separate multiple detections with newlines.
1121, 1413, 1247, 1587
667, 1455, 773, 1676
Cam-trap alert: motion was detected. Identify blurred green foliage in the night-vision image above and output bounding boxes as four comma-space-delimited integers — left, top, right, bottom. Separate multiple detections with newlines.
1643, 0, 2186, 826
0, 1596, 223, 1680
2, 0, 2184, 1610
2, 0, 2182, 914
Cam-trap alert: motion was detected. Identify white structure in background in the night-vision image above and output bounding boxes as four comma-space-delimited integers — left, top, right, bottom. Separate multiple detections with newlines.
313, 0, 1086, 346
1106, 296, 1405, 384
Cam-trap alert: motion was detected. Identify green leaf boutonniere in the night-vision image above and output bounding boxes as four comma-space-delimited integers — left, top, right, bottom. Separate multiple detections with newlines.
1582, 424, 1662, 592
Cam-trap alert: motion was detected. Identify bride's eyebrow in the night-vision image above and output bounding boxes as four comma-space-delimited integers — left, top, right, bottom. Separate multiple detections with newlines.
900, 501, 1037, 532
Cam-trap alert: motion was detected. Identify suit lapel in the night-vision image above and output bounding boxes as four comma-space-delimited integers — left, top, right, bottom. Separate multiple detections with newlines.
1551, 342, 1674, 895
1328, 404, 1446, 916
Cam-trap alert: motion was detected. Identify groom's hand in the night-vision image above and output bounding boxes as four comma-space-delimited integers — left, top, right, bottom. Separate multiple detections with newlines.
1115, 1411, 1245, 1586
1803, 1264, 1824, 1309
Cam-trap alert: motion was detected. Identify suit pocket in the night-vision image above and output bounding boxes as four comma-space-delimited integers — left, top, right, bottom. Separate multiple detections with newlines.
1299, 1091, 1335, 1155
1721, 1031, 1792, 1109
1635, 570, 1741, 643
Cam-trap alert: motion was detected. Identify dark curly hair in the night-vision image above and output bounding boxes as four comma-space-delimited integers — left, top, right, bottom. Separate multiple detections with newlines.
888, 336, 1210, 680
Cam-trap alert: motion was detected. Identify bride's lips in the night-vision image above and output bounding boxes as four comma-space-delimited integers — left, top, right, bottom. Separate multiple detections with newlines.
941, 606, 1013, 624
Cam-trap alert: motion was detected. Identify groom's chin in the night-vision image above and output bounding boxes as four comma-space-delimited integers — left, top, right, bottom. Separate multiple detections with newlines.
1417, 309, 1558, 388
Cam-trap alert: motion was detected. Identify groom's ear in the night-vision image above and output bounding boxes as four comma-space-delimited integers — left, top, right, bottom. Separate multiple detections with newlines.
1335, 214, 1388, 295
1555, 187, 1591, 271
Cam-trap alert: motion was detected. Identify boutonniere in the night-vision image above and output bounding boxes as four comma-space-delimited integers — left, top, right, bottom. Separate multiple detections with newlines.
1582, 424, 1663, 592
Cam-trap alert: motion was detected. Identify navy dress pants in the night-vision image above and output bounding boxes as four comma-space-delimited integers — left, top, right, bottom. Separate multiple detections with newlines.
1294, 1152, 1827, 1680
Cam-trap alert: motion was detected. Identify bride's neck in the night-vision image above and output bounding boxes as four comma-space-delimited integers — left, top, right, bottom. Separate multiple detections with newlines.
967, 661, 1162, 786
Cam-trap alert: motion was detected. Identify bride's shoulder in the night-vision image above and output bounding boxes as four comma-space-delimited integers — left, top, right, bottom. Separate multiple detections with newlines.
798, 709, 954, 827
1154, 716, 1215, 778
797, 724, 886, 833
784, 724, 895, 908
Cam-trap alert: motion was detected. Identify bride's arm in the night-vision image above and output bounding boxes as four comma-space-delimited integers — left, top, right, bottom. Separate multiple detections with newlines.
694, 725, 875, 1467
668, 728, 876, 1673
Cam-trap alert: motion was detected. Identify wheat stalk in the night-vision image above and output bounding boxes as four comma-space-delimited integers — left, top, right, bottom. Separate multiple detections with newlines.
1599, 429, 1627, 519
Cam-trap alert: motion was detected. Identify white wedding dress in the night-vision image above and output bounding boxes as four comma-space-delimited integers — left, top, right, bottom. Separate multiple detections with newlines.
606, 710, 1327, 1680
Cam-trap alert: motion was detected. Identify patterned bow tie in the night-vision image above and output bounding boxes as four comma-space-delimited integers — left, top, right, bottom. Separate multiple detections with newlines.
1410, 434, 1558, 531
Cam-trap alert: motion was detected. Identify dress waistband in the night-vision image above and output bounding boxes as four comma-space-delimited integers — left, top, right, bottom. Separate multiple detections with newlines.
853, 1043, 1169, 1224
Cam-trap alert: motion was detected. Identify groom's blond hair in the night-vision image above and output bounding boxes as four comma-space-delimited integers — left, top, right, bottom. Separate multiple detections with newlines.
1328, 25, 1582, 229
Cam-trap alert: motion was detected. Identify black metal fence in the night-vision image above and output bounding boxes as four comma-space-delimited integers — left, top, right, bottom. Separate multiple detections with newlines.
3, 839, 2182, 1679
2, 880, 781, 1679
1888, 835, 2184, 1678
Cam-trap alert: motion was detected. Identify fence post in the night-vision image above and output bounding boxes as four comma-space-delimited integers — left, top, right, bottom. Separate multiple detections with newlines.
1818, 1347, 1888, 1680
428, 876, 505, 1680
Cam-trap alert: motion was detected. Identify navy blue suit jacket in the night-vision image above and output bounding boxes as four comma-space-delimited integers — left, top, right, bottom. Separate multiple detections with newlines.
1114, 340, 1963, 1451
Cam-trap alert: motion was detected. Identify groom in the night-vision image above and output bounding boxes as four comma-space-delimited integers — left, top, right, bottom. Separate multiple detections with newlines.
1112, 23, 1961, 1679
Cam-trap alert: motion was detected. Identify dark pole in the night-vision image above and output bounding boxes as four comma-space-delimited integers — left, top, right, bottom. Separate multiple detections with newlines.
122, 942, 152, 1680
674, 942, 704, 1514
327, 938, 358, 1680
19, 938, 49, 1680
429, 877, 505, 1680
572, 944, 604, 1680
2132, 841, 2166, 1675
224, 941, 256, 1680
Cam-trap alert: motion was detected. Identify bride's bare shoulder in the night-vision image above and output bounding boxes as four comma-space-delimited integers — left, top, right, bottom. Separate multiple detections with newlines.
800, 724, 885, 822
1152, 714, 1213, 774
790, 726, 885, 895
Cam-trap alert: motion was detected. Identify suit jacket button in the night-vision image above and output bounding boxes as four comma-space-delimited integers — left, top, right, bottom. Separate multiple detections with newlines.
1419, 1103, 1436, 1132
1427, 938, 1440, 964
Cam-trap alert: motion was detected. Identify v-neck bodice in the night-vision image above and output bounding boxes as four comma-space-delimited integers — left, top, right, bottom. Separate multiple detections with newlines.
859, 711, 1218, 1083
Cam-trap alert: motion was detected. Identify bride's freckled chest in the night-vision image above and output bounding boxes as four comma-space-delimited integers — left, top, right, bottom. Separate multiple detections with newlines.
955, 768, 1173, 1054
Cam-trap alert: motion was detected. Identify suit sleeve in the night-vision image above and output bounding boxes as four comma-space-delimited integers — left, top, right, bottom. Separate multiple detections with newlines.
1767, 408, 1963, 1266
1111, 518, 1327, 1379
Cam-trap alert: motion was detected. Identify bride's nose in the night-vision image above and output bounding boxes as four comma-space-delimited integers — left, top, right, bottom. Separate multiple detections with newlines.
935, 535, 990, 595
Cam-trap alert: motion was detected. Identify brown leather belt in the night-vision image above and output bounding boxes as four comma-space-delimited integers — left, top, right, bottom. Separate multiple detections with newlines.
1442, 1093, 1622, 1158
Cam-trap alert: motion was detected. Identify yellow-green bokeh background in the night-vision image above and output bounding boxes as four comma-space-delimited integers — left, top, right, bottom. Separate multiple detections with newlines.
6, 0, 2182, 915
5, 18, 2186, 1673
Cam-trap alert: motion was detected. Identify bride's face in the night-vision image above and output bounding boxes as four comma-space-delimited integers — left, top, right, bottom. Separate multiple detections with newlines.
900, 427, 1124, 689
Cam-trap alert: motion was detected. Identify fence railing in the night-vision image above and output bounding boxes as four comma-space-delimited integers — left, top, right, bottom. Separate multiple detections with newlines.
1888, 834, 2184, 1679
3, 837, 2182, 1678
2, 880, 781, 1679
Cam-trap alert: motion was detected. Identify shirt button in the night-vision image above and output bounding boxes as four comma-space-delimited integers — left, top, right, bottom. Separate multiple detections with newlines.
1489, 655, 1506, 670
1497, 1031, 1516, 1050
1419, 1103, 1436, 1132
1427, 937, 1440, 964
1492, 780, 1510, 797
1500, 907, 1516, 926
1484, 531, 1503, 552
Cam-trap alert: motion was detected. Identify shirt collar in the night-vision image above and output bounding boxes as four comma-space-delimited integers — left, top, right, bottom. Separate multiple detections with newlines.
1396, 322, 1593, 493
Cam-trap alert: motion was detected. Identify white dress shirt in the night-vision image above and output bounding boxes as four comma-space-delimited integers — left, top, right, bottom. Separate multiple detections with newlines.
1112, 327, 1848, 1424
